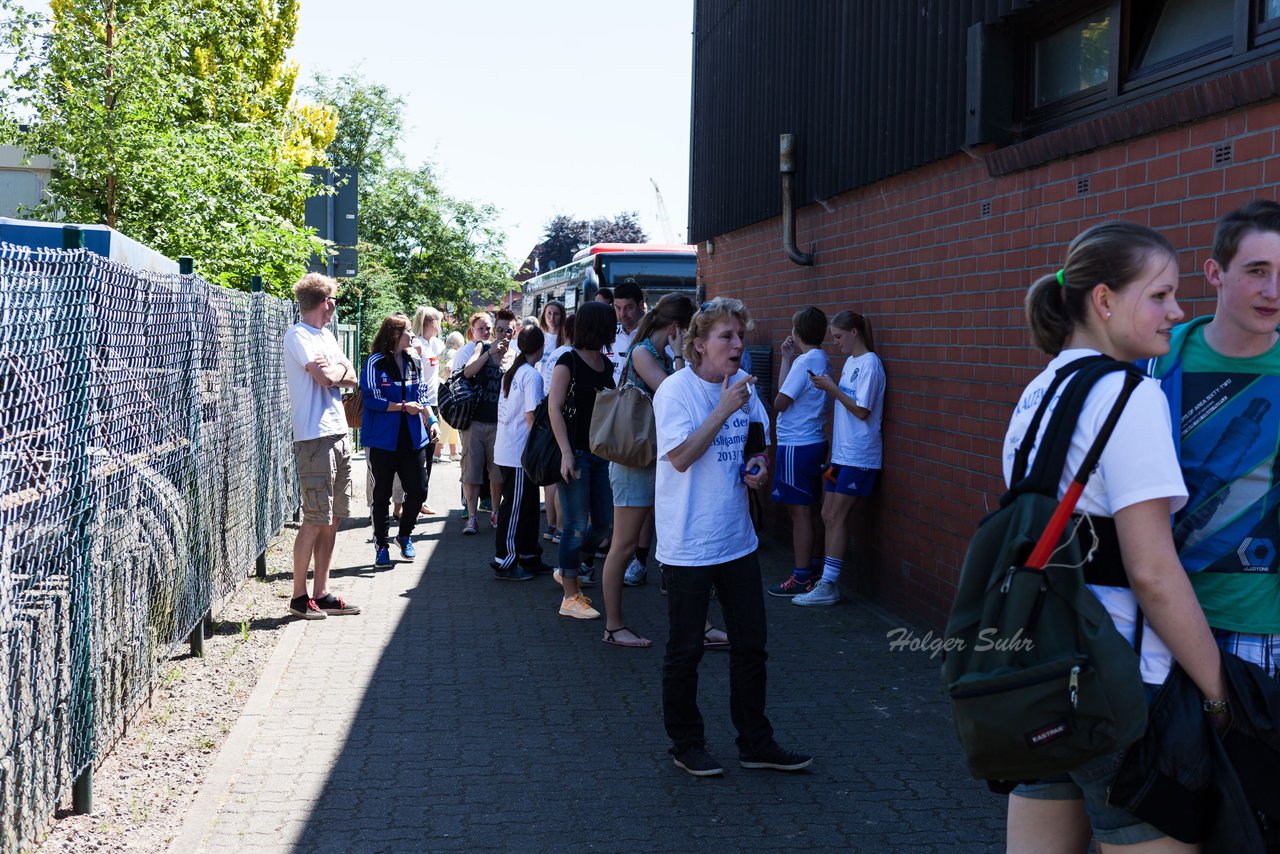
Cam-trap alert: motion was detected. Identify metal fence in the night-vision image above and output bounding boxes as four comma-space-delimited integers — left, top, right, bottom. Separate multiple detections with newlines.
0, 244, 298, 851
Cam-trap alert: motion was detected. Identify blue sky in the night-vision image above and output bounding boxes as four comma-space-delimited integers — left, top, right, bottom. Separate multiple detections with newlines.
289, 0, 695, 265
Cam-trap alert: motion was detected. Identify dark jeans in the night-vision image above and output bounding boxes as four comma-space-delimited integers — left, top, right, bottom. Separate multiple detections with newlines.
663, 550, 774, 754
369, 430, 432, 547
494, 465, 542, 568
556, 450, 613, 576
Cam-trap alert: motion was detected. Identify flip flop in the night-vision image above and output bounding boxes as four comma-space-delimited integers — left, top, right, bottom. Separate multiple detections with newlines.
603, 626, 652, 648
704, 626, 731, 651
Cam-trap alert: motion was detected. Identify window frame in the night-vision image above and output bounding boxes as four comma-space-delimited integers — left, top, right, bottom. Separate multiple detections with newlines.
1018, 0, 1275, 133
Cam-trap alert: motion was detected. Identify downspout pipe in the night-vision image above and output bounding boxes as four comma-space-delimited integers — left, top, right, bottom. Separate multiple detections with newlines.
780, 133, 815, 266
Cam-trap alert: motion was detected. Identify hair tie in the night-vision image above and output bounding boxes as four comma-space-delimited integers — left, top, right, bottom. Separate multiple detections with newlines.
1055, 269, 1066, 287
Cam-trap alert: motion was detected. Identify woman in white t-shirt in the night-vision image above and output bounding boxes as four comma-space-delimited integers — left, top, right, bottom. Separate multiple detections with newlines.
799, 311, 885, 607
491, 326, 549, 581
1002, 222, 1227, 851
655, 298, 811, 777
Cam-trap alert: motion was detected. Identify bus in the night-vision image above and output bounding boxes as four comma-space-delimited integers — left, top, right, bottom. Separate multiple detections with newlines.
520, 243, 697, 318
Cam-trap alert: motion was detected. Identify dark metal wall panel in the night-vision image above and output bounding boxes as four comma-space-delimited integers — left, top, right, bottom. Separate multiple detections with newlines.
689, 0, 1058, 242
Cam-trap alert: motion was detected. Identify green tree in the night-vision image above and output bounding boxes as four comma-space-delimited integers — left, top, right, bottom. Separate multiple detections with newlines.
532, 211, 648, 273
305, 73, 512, 348
0, 0, 333, 295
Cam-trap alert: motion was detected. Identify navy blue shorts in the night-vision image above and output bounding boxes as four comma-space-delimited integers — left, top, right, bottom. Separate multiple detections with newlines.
824, 463, 877, 496
770, 442, 827, 505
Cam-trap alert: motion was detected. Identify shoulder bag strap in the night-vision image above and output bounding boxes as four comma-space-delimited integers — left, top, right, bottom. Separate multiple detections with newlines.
1009, 355, 1109, 487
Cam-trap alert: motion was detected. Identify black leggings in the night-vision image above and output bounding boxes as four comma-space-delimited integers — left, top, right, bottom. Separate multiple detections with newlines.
369, 427, 433, 546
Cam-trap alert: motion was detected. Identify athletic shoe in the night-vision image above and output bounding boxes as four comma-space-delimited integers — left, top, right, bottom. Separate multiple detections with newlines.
767, 575, 817, 598
288, 595, 326, 620
792, 580, 841, 607
623, 558, 647, 587
558, 593, 600, 619
373, 546, 392, 568
494, 564, 534, 582
478, 498, 493, 513
463, 518, 478, 536
552, 530, 562, 544
738, 743, 812, 771
314, 593, 361, 616
672, 745, 724, 777
578, 563, 597, 587
543, 526, 557, 542
521, 559, 554, 575
489, 511, 499, 529
396, 535, 416, 560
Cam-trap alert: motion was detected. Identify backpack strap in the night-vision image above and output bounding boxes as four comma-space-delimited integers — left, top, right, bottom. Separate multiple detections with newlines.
1008, 355, 1109, 488
1023, 364, 1143, 570
1014, 357, 1138, 499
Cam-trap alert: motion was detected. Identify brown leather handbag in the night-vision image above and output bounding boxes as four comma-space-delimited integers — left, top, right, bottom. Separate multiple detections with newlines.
588, 354, 656, 468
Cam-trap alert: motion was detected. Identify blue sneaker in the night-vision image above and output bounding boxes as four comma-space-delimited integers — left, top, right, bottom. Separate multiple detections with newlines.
396, 535, 416, 560
374, 546, 392, 568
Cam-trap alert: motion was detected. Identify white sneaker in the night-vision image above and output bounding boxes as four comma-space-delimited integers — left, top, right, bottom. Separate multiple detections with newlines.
623, 557, 647, 587
793, 580, 841, 606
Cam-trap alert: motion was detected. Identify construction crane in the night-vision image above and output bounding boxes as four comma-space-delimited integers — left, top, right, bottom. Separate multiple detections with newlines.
650, 178, 678, 243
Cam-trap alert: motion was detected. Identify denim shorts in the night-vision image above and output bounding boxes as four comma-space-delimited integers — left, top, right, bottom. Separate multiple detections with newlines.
1011, 683, 1165, 846
609, 461, 655, 507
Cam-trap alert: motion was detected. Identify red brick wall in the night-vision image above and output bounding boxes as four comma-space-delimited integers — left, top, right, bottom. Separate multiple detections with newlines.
699, 99, 1280, 629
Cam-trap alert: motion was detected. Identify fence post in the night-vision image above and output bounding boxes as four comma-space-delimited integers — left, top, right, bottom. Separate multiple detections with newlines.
250, 275, 270, 578
178, 256, 194, 275
66, 223, 93, 814
189, 609, 209, 657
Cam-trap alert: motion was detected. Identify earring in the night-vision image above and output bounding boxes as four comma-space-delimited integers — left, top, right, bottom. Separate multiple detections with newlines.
1105, 311, 1112, 319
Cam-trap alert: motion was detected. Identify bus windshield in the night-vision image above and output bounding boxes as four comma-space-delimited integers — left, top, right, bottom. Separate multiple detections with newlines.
599, 255, 696, 290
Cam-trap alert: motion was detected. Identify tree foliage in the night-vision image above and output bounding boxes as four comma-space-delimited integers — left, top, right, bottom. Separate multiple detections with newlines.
0, 0, 335, 294
304, 72, 512, 348
533, 211, 648, 272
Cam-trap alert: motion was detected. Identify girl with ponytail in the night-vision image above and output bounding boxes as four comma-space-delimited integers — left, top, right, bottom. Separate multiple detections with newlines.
1000, 222, 1227, 851
491, 325, 550, 580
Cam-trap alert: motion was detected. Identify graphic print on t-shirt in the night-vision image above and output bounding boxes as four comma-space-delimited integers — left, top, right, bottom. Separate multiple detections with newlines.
1175, 370, 1280, 573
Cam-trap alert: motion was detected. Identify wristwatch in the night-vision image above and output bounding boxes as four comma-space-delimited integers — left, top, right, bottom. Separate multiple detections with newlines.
1202, 697, 1229, 715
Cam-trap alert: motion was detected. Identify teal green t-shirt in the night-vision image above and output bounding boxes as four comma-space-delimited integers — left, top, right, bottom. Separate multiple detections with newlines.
1168, 326, 1280, 632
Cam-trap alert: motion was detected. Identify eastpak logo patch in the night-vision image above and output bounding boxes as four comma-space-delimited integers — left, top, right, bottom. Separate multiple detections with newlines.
1024, 718, 1074, 749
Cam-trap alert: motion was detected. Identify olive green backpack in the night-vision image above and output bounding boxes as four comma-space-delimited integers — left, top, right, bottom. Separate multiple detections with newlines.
942, 355, 1148, 784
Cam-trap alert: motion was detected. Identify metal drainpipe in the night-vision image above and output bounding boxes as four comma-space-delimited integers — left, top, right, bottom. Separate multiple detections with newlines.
780, 134, 815, 266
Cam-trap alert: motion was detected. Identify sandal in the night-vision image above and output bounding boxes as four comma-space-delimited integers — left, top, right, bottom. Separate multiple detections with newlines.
704, 626, 731, 651
603, 626, 652, 648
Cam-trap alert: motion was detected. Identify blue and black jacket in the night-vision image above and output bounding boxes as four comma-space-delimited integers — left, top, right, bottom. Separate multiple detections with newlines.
360, 351, 430, 452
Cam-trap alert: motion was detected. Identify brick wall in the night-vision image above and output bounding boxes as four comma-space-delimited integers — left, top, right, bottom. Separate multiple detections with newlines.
698, 99, 1280, 629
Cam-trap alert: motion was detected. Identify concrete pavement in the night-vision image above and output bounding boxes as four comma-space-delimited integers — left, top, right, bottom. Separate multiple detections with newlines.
171, 452, 1004, 853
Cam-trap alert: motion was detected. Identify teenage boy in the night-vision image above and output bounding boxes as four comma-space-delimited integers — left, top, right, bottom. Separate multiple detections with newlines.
1150, 199, 1280, 677
282, 273, 362, 620
606, 279, 645, 384
767, 307, 832, 597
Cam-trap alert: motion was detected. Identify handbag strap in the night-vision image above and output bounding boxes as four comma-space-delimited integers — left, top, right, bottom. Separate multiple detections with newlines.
1024, 365, 1142, 570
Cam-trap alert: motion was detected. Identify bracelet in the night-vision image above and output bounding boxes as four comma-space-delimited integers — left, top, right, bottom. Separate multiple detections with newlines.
427, 417, 438, 427
1202, 697, 1230, 715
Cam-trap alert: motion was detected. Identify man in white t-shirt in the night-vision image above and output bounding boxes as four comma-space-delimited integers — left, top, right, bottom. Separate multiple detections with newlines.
767, 307, 833, 598
282, 273, 361, 621
605, 279, 644, 384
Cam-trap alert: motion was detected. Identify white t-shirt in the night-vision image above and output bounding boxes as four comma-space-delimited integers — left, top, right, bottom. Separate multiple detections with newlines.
654, 367, 769, 566
775, 348, 832, 446
495, 363, 543, 468
1002, 348, 1189, 685
283, 322, 351, 443
831, 352, 886, 468
606, 323, 638, 384
413, 335, 447, 407
544, 343, 573, 393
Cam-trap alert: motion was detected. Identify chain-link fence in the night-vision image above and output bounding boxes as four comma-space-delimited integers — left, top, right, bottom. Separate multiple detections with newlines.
0, 244, 298, 851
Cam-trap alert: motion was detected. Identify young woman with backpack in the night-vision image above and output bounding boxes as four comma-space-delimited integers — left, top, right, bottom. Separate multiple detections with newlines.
1003, 222, 1227, 852
491, 326, 551, 581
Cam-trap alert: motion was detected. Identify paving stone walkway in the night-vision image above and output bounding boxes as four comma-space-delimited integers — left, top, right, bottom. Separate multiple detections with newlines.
171, 452, 1005, 853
